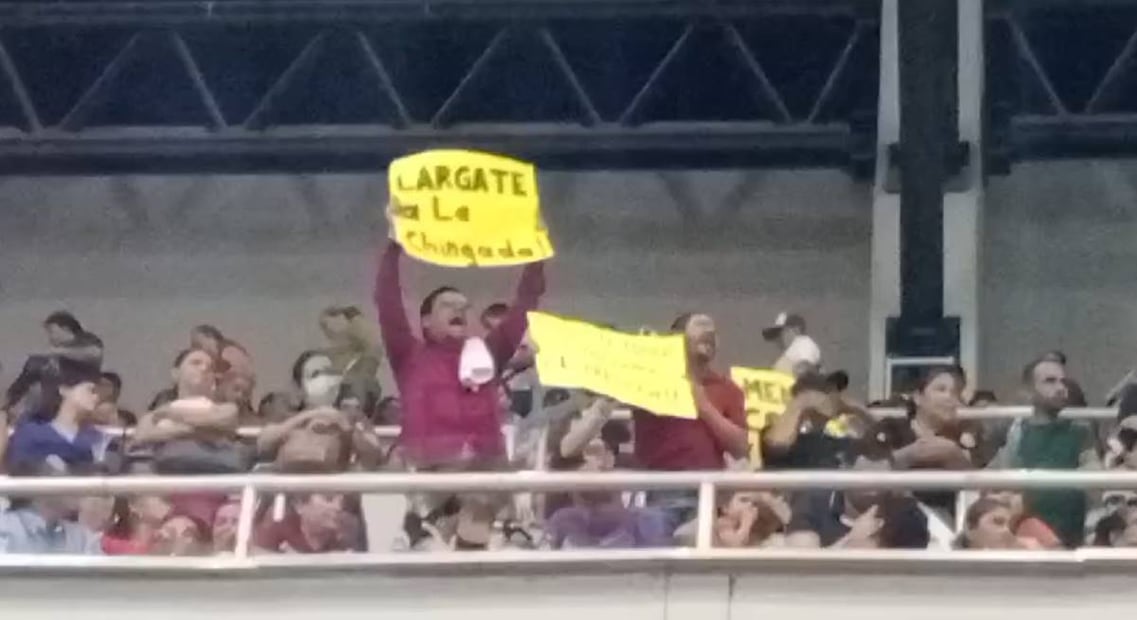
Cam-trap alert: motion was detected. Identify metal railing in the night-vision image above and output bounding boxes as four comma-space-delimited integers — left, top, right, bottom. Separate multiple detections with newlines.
2, 469, 1137, 571
73, 405, 1118, 441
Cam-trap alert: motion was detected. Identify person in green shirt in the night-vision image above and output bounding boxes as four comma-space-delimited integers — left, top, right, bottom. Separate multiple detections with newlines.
990, 356, 1100, 548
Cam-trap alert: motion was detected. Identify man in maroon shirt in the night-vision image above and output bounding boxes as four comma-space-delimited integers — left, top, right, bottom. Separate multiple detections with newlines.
375, 239, 545, 547
634, 313, 748, 534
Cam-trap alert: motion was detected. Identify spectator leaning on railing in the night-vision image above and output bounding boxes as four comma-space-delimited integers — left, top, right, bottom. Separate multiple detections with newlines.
878, 365, 978, 523
133, 348, 248, 474
5, 358, 110, 471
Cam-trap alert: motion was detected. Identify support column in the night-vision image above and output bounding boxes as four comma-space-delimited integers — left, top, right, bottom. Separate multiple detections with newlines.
868, 0, 901, 399
869, 0, 982, 399
945, 0, 985, 393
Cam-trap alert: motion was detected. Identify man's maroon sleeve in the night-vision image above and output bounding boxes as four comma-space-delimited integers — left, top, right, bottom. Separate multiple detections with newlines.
375, 242, 417, 373
485, 262, 546, 369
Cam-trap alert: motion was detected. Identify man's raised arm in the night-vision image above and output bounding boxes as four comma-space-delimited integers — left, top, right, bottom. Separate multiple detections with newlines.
375, 242, 417, 372
486, 262, 546, 368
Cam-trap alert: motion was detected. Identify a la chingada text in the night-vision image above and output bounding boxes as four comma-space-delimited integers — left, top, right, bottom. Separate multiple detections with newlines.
401, 230, 551, 264
393, 164, 529, 196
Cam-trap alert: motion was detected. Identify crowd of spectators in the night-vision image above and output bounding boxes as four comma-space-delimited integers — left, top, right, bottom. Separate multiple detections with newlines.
1, 239, 1135, 557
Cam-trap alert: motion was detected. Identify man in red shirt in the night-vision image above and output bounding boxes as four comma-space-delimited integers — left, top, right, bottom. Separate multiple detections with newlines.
634, 313, 748, 533
375, 239, 545, 547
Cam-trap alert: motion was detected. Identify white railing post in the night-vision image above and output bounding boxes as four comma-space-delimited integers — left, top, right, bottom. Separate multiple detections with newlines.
695, 481, 716, 550
233, 483, 258, 559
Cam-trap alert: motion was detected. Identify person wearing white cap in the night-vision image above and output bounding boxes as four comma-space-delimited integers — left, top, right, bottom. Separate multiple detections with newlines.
762, 312, 821, 377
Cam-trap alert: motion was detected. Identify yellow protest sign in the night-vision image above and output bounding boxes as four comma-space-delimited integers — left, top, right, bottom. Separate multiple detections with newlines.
730, 367, 795, 466
527, 312, 696, 418
388, 149, 555, 268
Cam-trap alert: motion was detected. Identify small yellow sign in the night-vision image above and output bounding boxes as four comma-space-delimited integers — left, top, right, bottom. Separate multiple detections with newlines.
388, 149, 554, 267
527, 312, 696, 418
730, 367, 796, 466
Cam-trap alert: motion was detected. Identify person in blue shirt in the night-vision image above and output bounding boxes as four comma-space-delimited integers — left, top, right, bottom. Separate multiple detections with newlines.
6, 359, 108, 470
0, 456, 102, 555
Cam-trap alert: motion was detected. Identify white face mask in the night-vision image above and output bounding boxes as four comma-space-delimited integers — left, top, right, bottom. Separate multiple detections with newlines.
459, 337, 495, 388
303, 375, 343, 407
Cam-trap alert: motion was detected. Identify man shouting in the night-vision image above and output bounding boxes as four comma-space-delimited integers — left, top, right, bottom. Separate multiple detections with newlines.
375, 235, 546, 548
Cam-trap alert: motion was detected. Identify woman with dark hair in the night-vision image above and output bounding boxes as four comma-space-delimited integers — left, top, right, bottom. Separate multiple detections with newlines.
101, 495, 173, 555
256, 351, 382, 471
291, 350, 341, 410
980, 490, 1061, 549
878, 365, 979, 520
6, 360, 109, 470
958, 497, 1049, 550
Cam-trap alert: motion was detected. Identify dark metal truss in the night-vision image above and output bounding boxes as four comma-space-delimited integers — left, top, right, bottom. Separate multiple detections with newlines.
0, 0, 878, 174
988, 0, 1137, 164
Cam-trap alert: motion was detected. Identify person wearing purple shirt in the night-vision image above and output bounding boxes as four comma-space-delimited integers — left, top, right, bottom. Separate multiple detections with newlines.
544, 439, 670, 550
546, 501, 670, 549
6, 360, 107, 470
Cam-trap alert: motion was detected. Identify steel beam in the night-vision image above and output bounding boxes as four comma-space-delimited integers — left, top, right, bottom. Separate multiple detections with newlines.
0, 0, 878, 174
987, 0, 1137, 164
0, 0, 874, 26
0, 122, 852, 174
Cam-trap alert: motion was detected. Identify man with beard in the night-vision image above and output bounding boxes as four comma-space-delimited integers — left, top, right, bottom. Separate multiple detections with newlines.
989, 355, 1100, 547
375, 237, 545, 548
633, 313, 747, 533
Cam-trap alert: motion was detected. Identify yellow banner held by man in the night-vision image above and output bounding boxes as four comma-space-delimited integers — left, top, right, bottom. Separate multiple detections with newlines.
388, 149, 555, 268
730, 367, 795, 466
527, 312, 696, 418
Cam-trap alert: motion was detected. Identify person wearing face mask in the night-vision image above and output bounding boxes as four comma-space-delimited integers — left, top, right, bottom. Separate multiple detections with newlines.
294, 351, 343, 409
255, 351, 383, 471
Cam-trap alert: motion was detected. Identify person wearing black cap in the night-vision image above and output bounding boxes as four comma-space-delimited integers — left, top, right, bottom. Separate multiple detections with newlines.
761, 372, 874, 470
762, 312, 821, 376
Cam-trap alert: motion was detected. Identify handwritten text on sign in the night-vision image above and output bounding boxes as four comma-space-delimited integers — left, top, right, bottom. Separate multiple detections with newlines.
388, 150, 554, 267
527, 312, 696, 419
730, 367, 795, 466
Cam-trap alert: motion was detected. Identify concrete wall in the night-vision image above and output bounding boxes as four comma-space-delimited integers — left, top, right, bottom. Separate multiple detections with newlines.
982, 160, 1137, 402
0, 160, 1134, 408
0, 170, 871, 410
1, 561, 1135, 620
